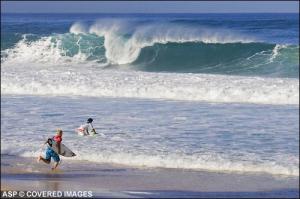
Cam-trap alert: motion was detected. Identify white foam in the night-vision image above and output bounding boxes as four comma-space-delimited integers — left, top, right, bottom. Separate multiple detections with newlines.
269, 44, 286, 62
1, 69, 298, 105
2, 145, 298, 176
1, 34, 105, 68
70, 22, 88, 34
78, 152, 299, 176
2, 35, 87, 67
1, 95, 298, 177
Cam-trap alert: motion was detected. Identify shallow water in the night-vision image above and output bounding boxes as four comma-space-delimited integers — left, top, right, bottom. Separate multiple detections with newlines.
1, 95, 298, 176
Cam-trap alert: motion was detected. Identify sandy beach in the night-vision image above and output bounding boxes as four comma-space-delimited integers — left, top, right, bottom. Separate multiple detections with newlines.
1, 154, 299, 198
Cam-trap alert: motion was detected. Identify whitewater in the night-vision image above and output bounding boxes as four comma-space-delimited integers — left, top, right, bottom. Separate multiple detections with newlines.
1, 19, 299, 104
1, 95, 299, 176
1, 68, 298, 105
1, 13, 299, 177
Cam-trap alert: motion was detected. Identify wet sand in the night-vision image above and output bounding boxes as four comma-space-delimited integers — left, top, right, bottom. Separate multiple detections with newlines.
1, 155, 299, 198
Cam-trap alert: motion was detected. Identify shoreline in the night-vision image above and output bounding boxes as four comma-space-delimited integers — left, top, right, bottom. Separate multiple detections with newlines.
1, 154, 299, 198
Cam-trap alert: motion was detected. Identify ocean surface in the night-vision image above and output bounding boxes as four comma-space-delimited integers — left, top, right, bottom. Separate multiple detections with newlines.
1, 13, 299, 177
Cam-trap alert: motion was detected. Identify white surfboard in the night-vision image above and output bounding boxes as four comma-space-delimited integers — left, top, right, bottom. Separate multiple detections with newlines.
50, 141, 76, 157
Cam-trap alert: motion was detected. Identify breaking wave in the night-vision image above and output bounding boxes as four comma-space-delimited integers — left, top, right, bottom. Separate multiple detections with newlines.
2, 20, 298, 78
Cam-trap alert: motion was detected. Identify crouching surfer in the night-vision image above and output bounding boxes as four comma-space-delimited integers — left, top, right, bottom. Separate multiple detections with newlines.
37, 129, 63, 170
76, 118, 97, 136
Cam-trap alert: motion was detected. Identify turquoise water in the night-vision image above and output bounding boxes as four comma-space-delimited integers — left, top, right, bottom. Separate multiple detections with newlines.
1, 13, 299, 77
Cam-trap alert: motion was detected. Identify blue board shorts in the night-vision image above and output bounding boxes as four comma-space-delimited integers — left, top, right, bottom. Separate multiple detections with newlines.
45, 147, 60, 162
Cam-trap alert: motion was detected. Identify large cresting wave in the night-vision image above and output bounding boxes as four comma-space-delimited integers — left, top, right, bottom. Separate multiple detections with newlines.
1, 20, 299, 78
1, 20, 299, 105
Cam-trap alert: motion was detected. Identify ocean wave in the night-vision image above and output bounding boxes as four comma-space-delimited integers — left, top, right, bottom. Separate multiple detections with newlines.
1, 33, 107, 66
86, 19, 255, 65
1, 145, 298, 176
1, 20, 299, 78
2, 33, 298, 78
134, 42, 298, 77
73, 152, 300, 176
1, 32, 298, 79
1, 69, 298, 105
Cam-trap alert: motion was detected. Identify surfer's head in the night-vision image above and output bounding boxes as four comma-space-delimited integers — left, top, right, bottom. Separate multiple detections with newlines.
56, 129, 63, 136
87, 118, 93, 123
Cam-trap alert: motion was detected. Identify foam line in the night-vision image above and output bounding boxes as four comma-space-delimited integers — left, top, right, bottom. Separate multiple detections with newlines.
1, 69, 298, 105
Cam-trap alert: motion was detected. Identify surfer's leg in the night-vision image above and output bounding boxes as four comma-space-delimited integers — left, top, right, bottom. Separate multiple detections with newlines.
38, 156, 50, 164
51, 161, 59, 170
38, 148, 51, 164
51, 153, 60, 170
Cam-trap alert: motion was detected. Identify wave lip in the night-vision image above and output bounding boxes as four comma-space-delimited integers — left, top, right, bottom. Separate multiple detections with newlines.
86, 19, 255, 65
1, 69, 298, 105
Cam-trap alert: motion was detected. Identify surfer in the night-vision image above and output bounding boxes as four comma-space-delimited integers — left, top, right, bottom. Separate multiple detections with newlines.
37, 129, 63, 170
76, 118, 97, 136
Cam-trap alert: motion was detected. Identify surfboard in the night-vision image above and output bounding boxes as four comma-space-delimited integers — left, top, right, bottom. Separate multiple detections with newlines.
49, 141, 76, 157
75, 128, 98, 136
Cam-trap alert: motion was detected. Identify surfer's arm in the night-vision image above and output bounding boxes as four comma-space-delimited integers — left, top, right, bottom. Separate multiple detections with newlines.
45, 138, 52, 145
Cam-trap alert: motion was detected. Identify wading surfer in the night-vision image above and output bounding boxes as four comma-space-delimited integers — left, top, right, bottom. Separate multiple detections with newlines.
37, 129, 63, 170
